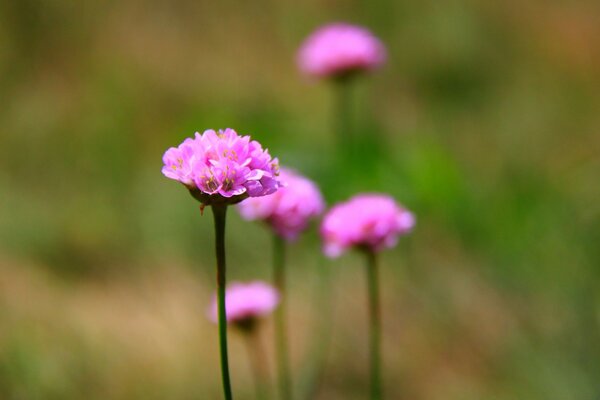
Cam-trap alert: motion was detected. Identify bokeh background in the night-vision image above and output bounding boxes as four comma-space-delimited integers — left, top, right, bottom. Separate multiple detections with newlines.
1, 0, 600, 399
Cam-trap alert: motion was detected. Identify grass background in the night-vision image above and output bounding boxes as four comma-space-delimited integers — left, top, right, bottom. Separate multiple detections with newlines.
1, 0, 599, 398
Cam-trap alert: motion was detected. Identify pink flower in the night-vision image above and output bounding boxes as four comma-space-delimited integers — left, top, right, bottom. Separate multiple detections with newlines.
237, 168, 325, 241
162, 129, 281, 203
208, 281, 280, 325
298, 23, 386, 79
321, 194, 415, 257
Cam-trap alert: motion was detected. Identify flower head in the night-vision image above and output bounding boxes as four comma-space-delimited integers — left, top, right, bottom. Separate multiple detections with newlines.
208, 281, 279, 329
237, 168, 325, 241
321, 194, 415, 257
162, 129, 281, 205
298, 23, 386, 79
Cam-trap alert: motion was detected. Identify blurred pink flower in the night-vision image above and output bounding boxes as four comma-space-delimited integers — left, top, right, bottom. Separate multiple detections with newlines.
208, 281, 280, 324
298, 23, 386, 79
162, 129, 281, 202
321, 194, 415, 257
237, 168, 325, 241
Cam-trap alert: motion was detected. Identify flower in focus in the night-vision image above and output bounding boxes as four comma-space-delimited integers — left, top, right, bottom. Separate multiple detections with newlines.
208, 281, 280, 329
162, 128, 281, 204
298, 23, 386, 79
237, 168, 325, 241
321, 194, 415, 257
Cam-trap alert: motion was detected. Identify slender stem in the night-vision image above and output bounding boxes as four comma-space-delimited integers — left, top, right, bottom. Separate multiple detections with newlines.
243, 329, 269, 400
298, 255, 334, 400
212, 204, 233, 400
366, 250, 382, 400
333, 77, 354, 170
273, 234, 292, 400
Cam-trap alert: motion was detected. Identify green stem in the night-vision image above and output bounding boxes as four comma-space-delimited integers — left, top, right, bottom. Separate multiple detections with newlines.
212, 204, 233, 400
366, 250, 382, 400
298, 255, 334, 400
273, 234, 292, 400
244, 329, 269, 400
333, 77, 354, 170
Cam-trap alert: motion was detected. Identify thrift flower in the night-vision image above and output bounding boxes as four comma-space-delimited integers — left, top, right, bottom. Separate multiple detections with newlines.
162, 128, 281, 205
321, 194, 415, 257
162, 128, 281, 400
298, 23, 386, 79
237, 168, 325, 241
209, 281, 280, 328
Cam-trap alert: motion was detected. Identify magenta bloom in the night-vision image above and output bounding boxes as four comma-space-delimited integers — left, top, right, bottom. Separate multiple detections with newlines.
237, 168, 325, 241
162, 129, 281, 203
209, 281, 280, 325
298, 23, 386, 79
321, 194, 415, 257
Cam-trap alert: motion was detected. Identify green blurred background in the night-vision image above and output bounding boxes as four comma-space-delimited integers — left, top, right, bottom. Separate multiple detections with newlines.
1, 0, 599, 399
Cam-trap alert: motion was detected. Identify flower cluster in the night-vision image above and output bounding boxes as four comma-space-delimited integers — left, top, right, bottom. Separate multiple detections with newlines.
237, 168, 325, 241
162, 128, 280, 202
321, 194, 415, 257
209, 281, 280, 326
158, 19, 412, 400
298, 23, 386, 79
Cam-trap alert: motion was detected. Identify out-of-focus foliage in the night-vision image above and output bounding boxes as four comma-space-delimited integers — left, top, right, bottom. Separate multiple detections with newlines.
1, 0, 599, 399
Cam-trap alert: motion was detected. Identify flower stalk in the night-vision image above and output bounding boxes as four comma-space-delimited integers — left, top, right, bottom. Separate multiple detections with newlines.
273, 234, 292, 400
365, 249, 382, 400
243, 327, 269, 400
298, 255, 334, 400
212, 203, 233, 400
333, 77, 356, 176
